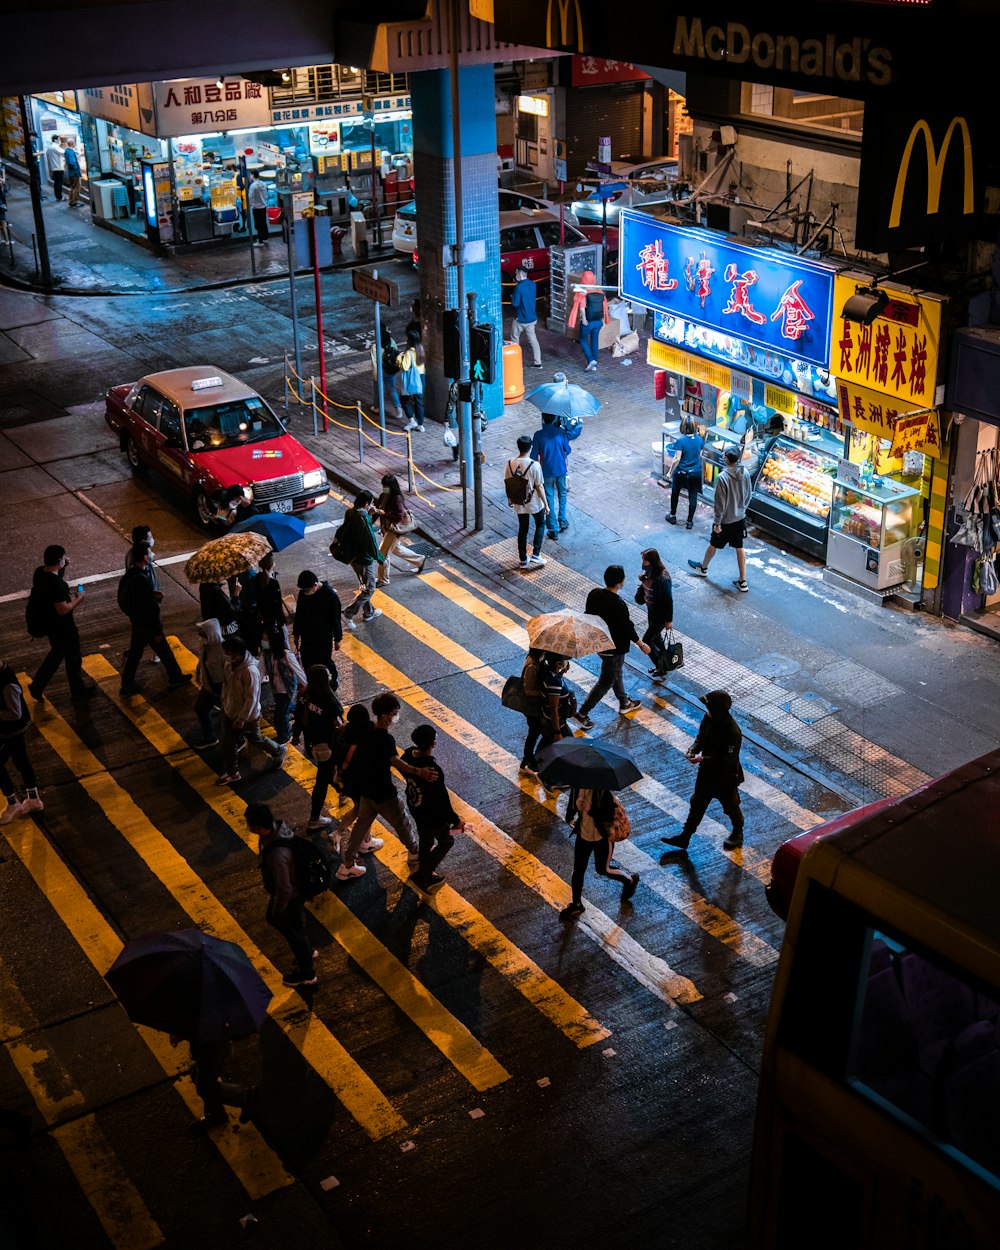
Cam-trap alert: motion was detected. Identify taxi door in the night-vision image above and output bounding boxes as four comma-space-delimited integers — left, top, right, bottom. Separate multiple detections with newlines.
500, 223, 544, 283
146, 391, 190, 486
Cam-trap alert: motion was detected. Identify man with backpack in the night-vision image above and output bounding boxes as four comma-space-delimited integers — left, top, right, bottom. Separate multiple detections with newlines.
504, 435, 547, 570
567, 269, 608, 372
292, 570, 342, 680
529, 413, 571, 541
337, 491, 384, 629
27, 544, 94, 703
118, 544, 191, 696
246, 802, 320, 988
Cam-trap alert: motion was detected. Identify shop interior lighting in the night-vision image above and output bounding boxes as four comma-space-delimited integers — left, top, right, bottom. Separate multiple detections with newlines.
280, 71, 291, 84
841, 284, 889, 326
216, 77, 225, 89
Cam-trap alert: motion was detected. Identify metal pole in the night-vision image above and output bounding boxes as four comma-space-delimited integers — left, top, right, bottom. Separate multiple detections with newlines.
406, 434, 414, 493
311, 377, 318, 436
450, 0, 478, 528
373, 269, 387, 447
285, 201, 302, 383
283, 354, 289, 412
468, 289, 484, 532
559, 179, 565, 246
601, 195, 608, 283
356, 402, 365, 464
309, 214, 328, 431
18, 97, 50, 288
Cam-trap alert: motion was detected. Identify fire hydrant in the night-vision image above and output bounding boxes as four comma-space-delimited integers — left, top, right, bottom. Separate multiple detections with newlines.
331, 225, 347, 257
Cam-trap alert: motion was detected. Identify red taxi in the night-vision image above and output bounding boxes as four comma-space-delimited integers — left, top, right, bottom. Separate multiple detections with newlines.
105, 367, 329, 528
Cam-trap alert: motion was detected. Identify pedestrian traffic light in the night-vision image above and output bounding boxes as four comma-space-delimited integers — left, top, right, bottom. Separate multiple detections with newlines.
442, 309, 461, 379
470, 322, 496, 386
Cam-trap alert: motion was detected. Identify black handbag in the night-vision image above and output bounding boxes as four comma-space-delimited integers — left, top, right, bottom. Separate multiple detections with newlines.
661, 629, 684, 673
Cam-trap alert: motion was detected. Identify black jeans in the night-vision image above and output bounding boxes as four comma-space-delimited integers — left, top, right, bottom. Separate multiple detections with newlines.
643, 618, 669, 671
121, 627, 183, 690
415, 821, 455, 882
195, 686, 220, 738
681, 775, 743, 840
570, 833, 632, 904
579, 653, 628, 715
52, 170, 64, 200
522, 714, 542, 768
517, 511, 546, 561
0, 734, 36, 797
266, 896, 314, 975
299, 638, 338, 687
670, 472, 702, 523
33, 627, 85, 696
252, 206, 269, 243
310, 756, 336, 822
192, 1039, 244, 1118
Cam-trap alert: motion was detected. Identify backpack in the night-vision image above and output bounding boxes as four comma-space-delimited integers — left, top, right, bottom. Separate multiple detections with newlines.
25, 588, 49, 639
382, 344, 400, 376
117, 572, 137, 617
504, 460, 531, 506
606, 794, 632, 843
329, 524, 354, 565
265, 834, 335, 901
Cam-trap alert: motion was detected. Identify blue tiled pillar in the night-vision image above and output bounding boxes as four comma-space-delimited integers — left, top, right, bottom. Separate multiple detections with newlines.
410, 65, 503, 423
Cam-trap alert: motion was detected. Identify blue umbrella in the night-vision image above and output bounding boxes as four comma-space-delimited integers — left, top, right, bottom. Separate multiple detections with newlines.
231, 512, 307, 551
524, 371, 601, 420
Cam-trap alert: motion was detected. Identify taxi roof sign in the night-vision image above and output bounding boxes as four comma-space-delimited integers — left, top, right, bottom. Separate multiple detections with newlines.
191, 375, 224, 391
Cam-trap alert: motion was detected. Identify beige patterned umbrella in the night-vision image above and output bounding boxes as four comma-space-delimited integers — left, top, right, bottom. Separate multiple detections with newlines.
525, 610, 613, 658
184, 531, 273, 583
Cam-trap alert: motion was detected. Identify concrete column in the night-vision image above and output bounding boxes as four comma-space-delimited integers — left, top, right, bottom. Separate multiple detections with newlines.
410, 65, 503, 421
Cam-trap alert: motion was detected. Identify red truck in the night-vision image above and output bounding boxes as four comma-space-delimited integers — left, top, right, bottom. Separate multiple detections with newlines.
105, 366, 329, 528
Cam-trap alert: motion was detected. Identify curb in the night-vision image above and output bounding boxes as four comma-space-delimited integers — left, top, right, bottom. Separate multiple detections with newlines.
309, 442, 866, 810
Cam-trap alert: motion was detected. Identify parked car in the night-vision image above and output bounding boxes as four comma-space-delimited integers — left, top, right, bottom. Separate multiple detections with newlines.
105, 366, 329, 528
611, 156, 679, 183
497, 208, 599, 282
392, 191, 579, 257
571, 180, 676, 227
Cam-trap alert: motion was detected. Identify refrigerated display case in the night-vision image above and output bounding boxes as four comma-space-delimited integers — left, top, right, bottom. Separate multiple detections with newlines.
748, 436, 838, 559
827, 477, 921, 591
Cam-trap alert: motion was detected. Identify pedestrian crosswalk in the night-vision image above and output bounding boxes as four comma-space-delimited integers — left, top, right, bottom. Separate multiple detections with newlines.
0, 557, 848, 1247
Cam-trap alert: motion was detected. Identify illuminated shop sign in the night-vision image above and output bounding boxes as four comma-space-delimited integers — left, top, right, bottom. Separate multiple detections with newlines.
620, 212, 835, 369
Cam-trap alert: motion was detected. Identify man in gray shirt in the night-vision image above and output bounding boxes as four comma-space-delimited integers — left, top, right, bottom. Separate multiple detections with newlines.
688, 447, 752, 592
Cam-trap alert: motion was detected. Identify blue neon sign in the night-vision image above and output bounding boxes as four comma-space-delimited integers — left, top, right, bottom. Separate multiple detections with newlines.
619, 211, 835, 369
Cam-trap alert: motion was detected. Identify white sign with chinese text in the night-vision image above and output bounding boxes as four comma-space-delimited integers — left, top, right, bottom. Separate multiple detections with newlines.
270, 96, 411, 126
153, 77, 271, 138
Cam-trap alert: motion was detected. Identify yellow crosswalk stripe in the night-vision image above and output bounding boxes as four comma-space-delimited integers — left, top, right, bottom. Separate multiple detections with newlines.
128, 648, 610, 1051
438, 560, 532, 620
337, 635, 702, 1006
85, 655, 512, 1089
1, 820, 295, 1199
0, 955, 163, 1248
22, 680, 406, 1141
368, 589, 778, 967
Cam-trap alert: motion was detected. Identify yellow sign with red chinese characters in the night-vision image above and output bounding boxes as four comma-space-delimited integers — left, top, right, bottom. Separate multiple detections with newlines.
837, 378, 945, 460
829, 275, 944, 405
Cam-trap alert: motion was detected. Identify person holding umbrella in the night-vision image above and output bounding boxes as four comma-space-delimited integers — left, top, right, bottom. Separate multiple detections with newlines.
662, 689, 745, 852
635, 548, 673, 682
539, 652, 574, 750
246, 802, 319, 987
560, 787, 639, 922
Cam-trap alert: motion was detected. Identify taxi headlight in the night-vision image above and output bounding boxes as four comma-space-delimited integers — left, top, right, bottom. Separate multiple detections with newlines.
302, 468, 327, 491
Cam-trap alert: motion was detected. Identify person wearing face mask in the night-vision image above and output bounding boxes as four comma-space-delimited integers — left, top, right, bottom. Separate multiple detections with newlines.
27, 544, 94, 702
688, 447, 752, 592
336, 692, 437, 880
292, 569, 342, 683
662, 689, 745, 852
339, 490, 385, 628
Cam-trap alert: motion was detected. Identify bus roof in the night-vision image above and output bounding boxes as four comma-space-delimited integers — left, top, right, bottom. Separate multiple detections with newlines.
800, 751, 1000, 975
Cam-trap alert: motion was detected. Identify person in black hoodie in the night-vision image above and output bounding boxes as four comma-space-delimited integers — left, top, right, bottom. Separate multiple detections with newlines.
246, 801, 318, 988
118, 544, 191, 696
292, 570, 342, 682
291, 666, 344, 832
635, 548, 673, 682
28, 544, 93, 702
401, 724, 464, 890
0, 661, 43, 823
663, 689, 745, 852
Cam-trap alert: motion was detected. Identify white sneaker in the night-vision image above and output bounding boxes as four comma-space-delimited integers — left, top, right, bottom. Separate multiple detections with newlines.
358, 836, 384, 853
336, 863, 366, 880
518, 559, 531, 570
19, 794, 44, 814
527, 554, 547, 568
0, 800, 25, 824
586, 360, 597, 372
404, 418, 419, 431
343, 616, 357, 631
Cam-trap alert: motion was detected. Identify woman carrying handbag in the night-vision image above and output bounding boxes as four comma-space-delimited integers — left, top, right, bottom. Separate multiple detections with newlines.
635, 547, 674, 682
559, 787, 639, 922
376, 473, 425, 586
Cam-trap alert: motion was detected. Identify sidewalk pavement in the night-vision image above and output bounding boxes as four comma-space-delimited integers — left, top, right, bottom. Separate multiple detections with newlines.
0, 176, 393, 294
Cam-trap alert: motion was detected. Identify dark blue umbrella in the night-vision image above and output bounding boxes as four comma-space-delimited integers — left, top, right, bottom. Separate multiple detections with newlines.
535, 739, 642, 790
230, 512, 307, 551
106, 929, 272, 1044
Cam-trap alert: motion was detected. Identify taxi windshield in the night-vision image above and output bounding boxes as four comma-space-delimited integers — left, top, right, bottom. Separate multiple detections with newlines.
184, 397, 284, 451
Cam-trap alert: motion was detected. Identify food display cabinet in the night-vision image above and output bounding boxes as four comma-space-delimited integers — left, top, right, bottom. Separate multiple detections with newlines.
827, 477, 921, 590
748, 436, 839, 559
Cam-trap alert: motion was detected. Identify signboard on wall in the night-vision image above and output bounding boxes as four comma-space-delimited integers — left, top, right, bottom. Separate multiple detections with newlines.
620, 211, 835, 368
153, 77, 271, 138
828, 273, 944, 406
836, 377, 944, 459
856, 103, 981, 251
79, 84, 156, 136
270, 95, 410, 126
571, 57, 650, 86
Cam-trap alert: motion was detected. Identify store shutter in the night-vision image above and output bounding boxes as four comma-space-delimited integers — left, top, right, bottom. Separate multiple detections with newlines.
566, 85, 644, 181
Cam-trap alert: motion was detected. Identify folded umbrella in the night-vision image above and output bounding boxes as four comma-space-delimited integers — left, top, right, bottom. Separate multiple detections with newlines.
536, 739, 642, 791
524, 371, 601, 420
184, 531, 273, 583
106, 929, 272, 1044
526, 610, 612, 658
230, 512, 307, 552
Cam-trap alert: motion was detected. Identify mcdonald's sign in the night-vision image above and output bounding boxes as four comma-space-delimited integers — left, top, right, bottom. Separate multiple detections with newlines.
856, 104, 981, 250
545, 0, 586, 51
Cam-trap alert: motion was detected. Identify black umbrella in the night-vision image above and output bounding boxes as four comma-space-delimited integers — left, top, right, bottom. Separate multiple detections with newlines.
106, 929, 272, 1045
535, 739, 642, 791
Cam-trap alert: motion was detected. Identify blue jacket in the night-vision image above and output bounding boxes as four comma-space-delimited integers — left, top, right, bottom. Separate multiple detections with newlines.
64, 148, 81, 178
511, 277, 537, 324
530, 424, 571, 478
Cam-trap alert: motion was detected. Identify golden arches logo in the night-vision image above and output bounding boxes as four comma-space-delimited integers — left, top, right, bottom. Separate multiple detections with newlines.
546, 0, 585, 51
889, 117, 974, 229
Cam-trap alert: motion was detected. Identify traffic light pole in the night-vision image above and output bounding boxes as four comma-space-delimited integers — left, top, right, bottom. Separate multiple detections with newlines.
468, 291, 484, 531
449, 0, 476, 524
